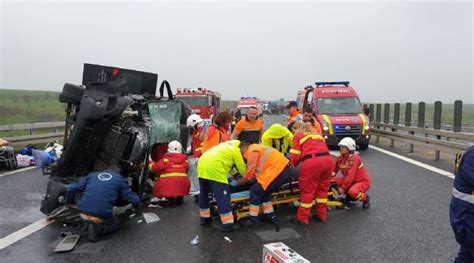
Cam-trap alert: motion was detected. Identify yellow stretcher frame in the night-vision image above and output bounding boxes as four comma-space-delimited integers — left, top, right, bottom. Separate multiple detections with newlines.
227, 186, 344, 222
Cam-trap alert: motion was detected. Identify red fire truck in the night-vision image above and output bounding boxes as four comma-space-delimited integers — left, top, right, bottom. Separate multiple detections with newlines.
175, 87, 221, 120
299, 81, 371, 150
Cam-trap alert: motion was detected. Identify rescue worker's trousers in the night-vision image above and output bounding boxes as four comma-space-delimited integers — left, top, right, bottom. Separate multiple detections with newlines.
83, 215, 120, 235
249, 166, 291, 217
297, 155, 334, 224
451, 198, 474, 262
332, 177, 370, 202
198, 178, 234, 226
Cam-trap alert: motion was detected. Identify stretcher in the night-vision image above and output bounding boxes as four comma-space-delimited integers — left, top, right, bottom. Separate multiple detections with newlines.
210, 179, 346, 223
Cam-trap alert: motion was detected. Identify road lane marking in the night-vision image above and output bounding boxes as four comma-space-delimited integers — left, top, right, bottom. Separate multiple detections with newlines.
0, 218, 53, 250
369, 145, 454, 179
0, 166, 36, 178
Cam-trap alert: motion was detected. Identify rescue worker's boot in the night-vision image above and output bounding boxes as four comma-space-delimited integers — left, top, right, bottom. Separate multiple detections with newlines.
87, 222, 98, 242
289, 216, 307, 225
263, 213, 277, 223
362, 194, 370, 209
249, 215, 261, 225
221, 223, 237, 233
175, 196, 184, 205
200, 217, 212, 226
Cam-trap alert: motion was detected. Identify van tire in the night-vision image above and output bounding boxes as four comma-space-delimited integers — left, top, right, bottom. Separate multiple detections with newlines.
59, 84, 85, 105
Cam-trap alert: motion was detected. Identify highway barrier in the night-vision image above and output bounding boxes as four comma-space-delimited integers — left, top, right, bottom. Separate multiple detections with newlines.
369, 100, 472, 160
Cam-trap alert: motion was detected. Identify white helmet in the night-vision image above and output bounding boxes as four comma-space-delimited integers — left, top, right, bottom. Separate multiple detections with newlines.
168, 140, 183, 153
338, 137, 356, 151
186, 114, 203, 127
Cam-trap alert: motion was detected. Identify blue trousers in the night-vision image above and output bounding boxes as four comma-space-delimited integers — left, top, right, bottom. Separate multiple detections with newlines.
454, 234, 474, 263
249, 166, 291, 209
198, 178, 233, 225
83, 215, 120, 235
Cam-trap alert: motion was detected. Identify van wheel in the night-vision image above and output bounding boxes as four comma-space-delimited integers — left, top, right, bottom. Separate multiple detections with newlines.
59, 83, 85, 105
359, 143, 369, 151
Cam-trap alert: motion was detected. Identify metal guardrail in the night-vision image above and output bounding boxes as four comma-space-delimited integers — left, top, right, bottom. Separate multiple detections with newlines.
1, 122, 65, 146
369, 100, 472, 160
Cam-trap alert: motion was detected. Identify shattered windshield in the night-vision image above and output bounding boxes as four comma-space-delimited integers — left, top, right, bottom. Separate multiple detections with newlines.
317, 97, 363, 115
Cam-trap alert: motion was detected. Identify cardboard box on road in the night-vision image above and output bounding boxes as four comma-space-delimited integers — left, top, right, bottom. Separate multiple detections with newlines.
262, 242, 310, 263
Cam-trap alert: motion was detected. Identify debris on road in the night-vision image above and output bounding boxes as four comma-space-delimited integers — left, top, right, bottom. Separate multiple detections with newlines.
143, 212, 160, 223
224, 236, 232, 243
137, 220, 143, 224
190, 235, 199, 245
148, 204, 161, 208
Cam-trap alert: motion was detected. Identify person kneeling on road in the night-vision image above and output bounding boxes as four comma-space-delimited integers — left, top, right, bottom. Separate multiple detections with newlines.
450, 145, 474, 262
65, 162, 141, 242
332, 137, 371, 209
231, 142, 291, 225
148, 140, 190, 206
197, 140, 247, 232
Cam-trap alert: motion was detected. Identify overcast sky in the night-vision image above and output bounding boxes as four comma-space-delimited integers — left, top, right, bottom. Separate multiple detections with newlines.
1, 1, 473, 103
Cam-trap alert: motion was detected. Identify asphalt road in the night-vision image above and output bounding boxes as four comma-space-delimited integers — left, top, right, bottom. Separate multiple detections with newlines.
0, 115, 459, 262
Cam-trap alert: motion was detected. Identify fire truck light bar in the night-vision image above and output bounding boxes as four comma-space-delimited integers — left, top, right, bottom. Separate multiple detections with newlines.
315, 81, 350, 87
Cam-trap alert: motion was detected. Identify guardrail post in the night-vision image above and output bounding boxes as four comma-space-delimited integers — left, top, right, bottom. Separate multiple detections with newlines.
434, 101, 442, 130
375, 104, 382, 143
375, 104, 382, 123
418, 102, 425, 128
405, 103, 414, 152
453, 100, 462, 132
405, 103, 412, 127
393, 103, 400, 125
369, 104, 375, 122
383, 103, 390, 124
383, 103, 394, 146
433, 101, 442, 160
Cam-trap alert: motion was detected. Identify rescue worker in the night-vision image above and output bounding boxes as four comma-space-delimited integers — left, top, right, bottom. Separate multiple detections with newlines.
148, 141, 190, 205
231, 142, 291, 224
290, 122, 334, 224
261, 123, 294, 155
230, 106, 264, 144
65, 162, 141, 242
286, 101, 302, 131
197, 140, 247, 232
450, 145, 474, 262
363, 104, 370, 116
201, 111, 232, 153
332, 137, 371, 209
302, 107, 322, 135
187, 114, 206, 158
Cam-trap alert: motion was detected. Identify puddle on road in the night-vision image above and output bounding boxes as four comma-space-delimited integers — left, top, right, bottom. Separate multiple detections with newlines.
256, 228, 302, 241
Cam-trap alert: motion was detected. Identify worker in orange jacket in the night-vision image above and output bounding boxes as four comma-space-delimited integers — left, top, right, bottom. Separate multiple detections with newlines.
201, 111, 232, 153
290, 122, 334, 224
232, 142, 291, 224
332, 137, 371, 208
302, 107, 322, 135
286, 101, 302, 131
148, 141, 190, 205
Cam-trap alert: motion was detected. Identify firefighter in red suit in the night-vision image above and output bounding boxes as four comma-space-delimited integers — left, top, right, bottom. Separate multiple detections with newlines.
148, 140, 190, 205
332, 137, 371, 209
187, 114, 205, 158
289, 122, 335, 224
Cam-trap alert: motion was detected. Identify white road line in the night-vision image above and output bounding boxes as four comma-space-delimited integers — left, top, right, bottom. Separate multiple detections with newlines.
0, 166, 36, 178
0, 218, 53, 250
369, 145, 454, 179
